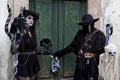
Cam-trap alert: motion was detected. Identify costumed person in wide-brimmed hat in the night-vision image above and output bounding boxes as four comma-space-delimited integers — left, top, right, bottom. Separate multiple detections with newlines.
54, 14, 106, 80
10, 9, 40, 80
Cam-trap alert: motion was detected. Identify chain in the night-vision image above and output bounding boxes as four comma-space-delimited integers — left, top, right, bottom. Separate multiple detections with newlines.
18, 54, 30, 66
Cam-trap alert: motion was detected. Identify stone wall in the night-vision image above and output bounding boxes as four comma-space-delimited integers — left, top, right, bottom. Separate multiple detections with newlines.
87, 0, 101, 29
13, 0, 29, 17
100, 0, 120, 79
0, 0, 14, 80
0, 0, 28, 80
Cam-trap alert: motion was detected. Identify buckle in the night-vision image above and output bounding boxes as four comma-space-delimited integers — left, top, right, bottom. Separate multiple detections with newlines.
83, 52, 96, 58
85, 55, 91, 58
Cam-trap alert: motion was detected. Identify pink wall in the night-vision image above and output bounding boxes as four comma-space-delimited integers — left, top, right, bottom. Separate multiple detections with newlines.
87, 0, 101, 29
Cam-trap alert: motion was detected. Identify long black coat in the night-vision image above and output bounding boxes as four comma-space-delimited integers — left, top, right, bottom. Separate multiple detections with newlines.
54, 28, 106, 80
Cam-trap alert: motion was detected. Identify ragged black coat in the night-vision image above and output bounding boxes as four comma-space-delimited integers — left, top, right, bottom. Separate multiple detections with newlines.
54, 28, 106, 80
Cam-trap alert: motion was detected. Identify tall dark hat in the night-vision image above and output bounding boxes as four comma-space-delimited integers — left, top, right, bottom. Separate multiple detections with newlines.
23, 10, 39, 21
77, 14, 99, 25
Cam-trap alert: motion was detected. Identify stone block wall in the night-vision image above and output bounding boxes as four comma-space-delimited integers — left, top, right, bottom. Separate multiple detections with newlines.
100, 0, 120, 79
13, 0, 29, 17
87, 0, 101, 29
0, 0, 28, 80
0, 0, 13, 79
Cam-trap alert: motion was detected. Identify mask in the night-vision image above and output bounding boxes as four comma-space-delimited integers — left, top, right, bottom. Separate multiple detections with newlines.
82, 21, 94, 34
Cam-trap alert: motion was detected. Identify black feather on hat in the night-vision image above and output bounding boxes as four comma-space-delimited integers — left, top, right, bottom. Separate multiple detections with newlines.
23, 10, 39, 21
77, 14, 99, 25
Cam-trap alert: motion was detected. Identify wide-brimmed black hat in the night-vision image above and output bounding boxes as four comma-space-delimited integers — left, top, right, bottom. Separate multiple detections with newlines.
23, 10, 39, 20
77, 14, 99, 25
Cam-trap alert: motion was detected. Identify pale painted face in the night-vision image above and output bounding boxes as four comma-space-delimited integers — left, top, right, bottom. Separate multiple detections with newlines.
26, 15, 34, 26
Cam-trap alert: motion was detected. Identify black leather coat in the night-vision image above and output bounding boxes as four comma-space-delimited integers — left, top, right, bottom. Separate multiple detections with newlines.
54, 28, 106, 80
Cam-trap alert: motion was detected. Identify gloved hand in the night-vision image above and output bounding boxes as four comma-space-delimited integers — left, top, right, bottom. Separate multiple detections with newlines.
53, 52, 62, 59
53, 52, 58, 59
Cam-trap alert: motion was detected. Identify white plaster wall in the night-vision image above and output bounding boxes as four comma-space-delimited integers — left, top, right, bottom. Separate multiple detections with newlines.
0, 0, 14, 80
0, 0, 28, 79
100, 0, 120, 79
101, 0, 120, 48
0, 0, 29, 79
14, 0, 29, 17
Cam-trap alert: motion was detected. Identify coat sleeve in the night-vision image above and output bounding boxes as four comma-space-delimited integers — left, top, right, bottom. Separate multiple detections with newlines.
93, 30, 106, 55
10, 17, 20, 34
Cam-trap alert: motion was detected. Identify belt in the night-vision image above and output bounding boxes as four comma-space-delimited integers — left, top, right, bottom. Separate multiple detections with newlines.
82, 52, 96, 58
20, 52, 35, 55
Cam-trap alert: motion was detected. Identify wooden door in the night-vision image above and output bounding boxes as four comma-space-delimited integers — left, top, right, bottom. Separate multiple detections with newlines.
29, 0, 86, 79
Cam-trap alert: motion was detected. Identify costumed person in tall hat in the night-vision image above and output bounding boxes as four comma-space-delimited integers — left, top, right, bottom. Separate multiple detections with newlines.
10, 9, 40, 80
54, 14, 106, 80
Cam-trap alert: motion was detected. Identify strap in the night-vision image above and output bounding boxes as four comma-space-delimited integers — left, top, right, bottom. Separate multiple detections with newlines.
79, 29, 98, 50
5, 4, 12, 39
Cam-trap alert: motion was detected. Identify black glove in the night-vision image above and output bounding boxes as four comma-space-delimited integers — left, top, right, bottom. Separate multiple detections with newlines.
53, 53, 57, 59
10, 17, 21, 34
53, 52, 62, 59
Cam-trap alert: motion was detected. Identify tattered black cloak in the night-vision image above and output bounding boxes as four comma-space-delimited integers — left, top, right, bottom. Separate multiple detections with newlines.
54, 28, 106, 80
